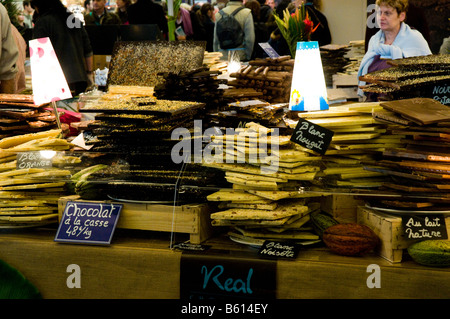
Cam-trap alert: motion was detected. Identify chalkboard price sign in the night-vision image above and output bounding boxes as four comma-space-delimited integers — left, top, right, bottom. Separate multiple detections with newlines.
402, 214, 448, 241
258, 241, 301, 259
55, 201, 122, 245
290, 118, 334, 155
16, 151, 54, 170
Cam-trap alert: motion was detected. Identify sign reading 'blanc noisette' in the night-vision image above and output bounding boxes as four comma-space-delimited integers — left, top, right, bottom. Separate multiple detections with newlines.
55, 201, 122, 245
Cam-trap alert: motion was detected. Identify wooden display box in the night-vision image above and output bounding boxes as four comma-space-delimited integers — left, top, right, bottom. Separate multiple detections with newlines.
321, 194, 364, 223
58, 195, 213, 244
357, 207, 450, 263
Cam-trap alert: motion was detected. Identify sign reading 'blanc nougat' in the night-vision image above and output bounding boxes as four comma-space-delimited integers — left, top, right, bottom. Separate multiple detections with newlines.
290, 118, 334, 155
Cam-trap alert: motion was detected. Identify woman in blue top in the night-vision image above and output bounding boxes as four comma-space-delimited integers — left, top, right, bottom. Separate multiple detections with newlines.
358, 0, 431, 97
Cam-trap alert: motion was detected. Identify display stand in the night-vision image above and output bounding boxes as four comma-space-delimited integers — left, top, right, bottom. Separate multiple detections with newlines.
58, 195, 214, 244
0, 229, 448, 299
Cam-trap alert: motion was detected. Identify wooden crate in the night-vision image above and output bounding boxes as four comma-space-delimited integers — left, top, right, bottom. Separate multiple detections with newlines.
58, 195, 213, 244
357, 207, 450, 263
321, 194, 364, 223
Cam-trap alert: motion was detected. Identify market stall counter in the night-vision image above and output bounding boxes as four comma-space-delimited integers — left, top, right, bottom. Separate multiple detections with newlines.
0, 227, 448, 299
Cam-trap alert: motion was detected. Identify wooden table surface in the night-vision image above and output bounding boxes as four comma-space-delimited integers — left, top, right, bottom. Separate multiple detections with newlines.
0, 227, 448, 299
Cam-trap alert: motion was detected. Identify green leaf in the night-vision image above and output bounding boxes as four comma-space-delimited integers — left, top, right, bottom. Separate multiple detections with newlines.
0, 259, 42, 299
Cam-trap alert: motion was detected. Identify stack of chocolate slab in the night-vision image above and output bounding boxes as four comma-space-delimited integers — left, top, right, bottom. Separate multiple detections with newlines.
228, 56, 294, 103
79, 92, 224, 203
203, 122, 322, 244
210, 99, 288, 128
320, 44, 350, 87
0, 128, 76, 228
0, 94, 57, 138
362, 98, 450, 211
359, 54, 450, 101
286, 101, 404, 189
154, 67, 227, 110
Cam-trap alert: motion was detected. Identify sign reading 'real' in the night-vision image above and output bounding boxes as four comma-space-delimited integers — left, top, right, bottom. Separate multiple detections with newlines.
55, 201, 122, 245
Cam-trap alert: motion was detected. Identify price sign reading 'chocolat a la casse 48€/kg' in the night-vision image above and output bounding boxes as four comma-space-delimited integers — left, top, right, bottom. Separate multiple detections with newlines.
55, 201, 122, 245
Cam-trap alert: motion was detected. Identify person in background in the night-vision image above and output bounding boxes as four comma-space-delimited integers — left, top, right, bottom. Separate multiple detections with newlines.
303, 0, 331, 46
215, 0, 229, 13
257, 0, 272, 23
358, 0, 431, 99
23, 1, 34, 28
14, 11, 28, 34
176, 5, 194, 40
84, 0, 92, 14
365, 1, 431, 52
213, 0, 255, 61
0, 3, 19, 94
195, 3, 215, 52
31, 0, 94, 95
84, 0, 121, 25
115, 0, 132, 24
245, 0, 270, 59
127, 0, 168, 38
10, 24, 26, 94
267, 0, 291, 56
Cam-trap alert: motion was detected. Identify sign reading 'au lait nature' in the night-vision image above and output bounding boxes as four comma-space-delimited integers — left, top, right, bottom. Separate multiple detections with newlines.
290, 118, 334, 155
55, 201, 122, 245
402, 214, 448, 241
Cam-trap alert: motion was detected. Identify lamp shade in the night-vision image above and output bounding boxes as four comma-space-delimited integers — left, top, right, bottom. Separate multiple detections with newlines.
289, 41, 328, 112
29, 37, 72, 105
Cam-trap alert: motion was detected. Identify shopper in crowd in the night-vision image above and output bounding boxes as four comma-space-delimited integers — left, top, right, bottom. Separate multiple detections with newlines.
365, 1, 431, 52
215, 0, 229, 12
115, 0, 132, 25
257, 0, 272, 23
245, 0, 270, 59
84, 0, 121, 25
302, 0, 331, 46
195, 3, 215, 52
175, 6, 194, 40
10, 23, 26, 94
358, 0, 431, 99
127, 0, 168, 39
14, 11, 28, 34
23, 1, 34, 28
31, 0, 94, 95
0, 3, 19, 94
213, 0, 255, 61
267, 0, 291, 56
190, 4, 205, 42
84, 0, 92, 14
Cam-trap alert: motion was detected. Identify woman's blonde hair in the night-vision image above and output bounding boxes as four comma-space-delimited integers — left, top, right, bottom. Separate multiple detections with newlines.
376, 0, 409, 14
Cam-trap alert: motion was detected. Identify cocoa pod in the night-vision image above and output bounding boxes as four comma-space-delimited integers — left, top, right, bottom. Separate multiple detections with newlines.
323, 223, 379, 256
